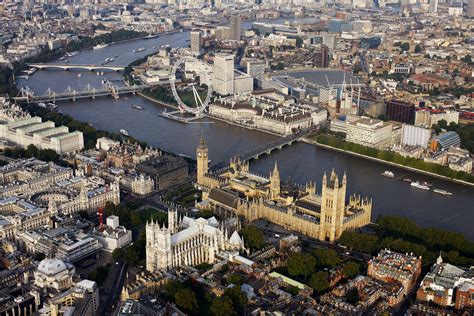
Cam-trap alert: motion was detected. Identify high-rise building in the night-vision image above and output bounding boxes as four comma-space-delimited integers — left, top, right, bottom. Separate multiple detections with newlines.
213, 53, 234, 95
190, 30, 201, 54
246, 59, 266, 80
467, 0, 474, 17
313, 44, 329, 68
429, 0, 438, 13
229, 15, 241, 41
322, 33, 337, 50
385, 99, 415, 123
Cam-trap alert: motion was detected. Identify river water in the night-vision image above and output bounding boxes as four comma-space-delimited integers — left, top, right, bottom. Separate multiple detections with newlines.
16, 22, 474, 239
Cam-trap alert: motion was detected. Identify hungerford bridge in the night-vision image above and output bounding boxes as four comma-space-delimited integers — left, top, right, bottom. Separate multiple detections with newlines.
14, 83, 150, 103
27, 63, 126, 72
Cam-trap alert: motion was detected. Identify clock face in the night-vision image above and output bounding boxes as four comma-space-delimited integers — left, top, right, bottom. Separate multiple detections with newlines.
204, 152, 207, 158
198, 153, 202, 158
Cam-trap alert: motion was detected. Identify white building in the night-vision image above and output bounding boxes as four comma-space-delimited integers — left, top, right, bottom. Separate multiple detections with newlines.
0, 102, 83, 154
96, 137, 120, 151
131, 174, 154, 196
213, 53, 235, 95
34, 258, 76, 291
401, 124, 431, 148
190, 30, 201, 54
346, 118, 393, 149
94, 215, 132, 252
146, 209, 244, 272
247, 60, 266, 80
414, 109, 459, 128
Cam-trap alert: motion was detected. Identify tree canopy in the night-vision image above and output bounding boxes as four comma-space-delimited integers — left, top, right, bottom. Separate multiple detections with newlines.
309, 271, 329, 293
240, 225, 265, 251
174, 288, 198, 313
287, 252, 316, 280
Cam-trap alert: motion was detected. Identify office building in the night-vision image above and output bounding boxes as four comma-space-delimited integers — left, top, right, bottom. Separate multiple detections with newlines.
0, 103, 84, 155
313, 45, 329, 68
247, 59, 266, 80
136, 155, 188, 191
467, 0, 474, 17
368, 249, 422, 295
417, 254, 473, 309
430, 131, 461, 150
190, 30, 201, 54
93, 215, 132, 252
229, 15, 241, 41
401, 124, 431, 148
213, 53, 235, 95
131, 174, 154, 196
346, 118, 393, 149
385, 99, 415, 123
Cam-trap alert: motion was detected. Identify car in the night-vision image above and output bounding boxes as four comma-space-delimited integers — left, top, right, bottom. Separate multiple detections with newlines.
274, 234, 281, 238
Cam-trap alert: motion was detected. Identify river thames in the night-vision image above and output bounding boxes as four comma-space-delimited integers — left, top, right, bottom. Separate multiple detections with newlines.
17, 22, 474, 239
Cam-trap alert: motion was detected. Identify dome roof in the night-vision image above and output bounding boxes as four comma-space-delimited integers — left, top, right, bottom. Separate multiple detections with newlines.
37, 258, 68, 276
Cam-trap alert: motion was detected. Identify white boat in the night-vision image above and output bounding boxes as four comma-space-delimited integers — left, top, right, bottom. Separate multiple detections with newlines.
120, 129, 129, 136
133, 47, 146, 53
381, 170, 394, 178
433, 189, 453, 196
38, 102, 46, 108
77, 73, 82, 77
132, 104, 143, 110
27, 68, 37, 75
93, 43, 109, 50
411, 181, 430, 190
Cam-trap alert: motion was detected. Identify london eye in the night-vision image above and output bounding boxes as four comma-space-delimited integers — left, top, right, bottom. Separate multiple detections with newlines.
169, 56, 212, 116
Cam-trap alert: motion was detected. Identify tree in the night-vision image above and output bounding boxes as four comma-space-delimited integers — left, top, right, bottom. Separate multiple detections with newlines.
223, 287, 248, 313
437, 119, 448, 130
241, 225, 264, 250
122, 247, 139, 266
399, 42, 410, 52
309, 271, 329, 293
313, 248, 341, 269
414, 44, 422, 53
227, 274, 244, 286
174, 288, 198, 312
26, 144, 38, 158
210, 296, 236, 316
345, 287, 360, 304
164, 280, 183, 300
342, 262, 360, 278
287, 252, 316, 280
273, 62, 284, 70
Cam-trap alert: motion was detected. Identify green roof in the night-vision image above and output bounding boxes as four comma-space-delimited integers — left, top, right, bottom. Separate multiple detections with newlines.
268, 271, 305, 290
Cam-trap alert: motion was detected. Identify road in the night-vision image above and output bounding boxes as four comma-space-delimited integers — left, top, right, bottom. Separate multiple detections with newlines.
99, 261, 128, 316
252, 219, 372, 262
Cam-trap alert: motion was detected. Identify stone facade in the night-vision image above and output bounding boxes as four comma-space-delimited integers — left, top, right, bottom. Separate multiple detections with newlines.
195, 138, 372, 242
145, 208, 244, 272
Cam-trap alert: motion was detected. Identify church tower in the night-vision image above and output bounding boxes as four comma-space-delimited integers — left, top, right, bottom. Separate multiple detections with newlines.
196, 136, 209, 185
319, 170, 347, 242
168, 207, 177, 234
269, 162, 281, 200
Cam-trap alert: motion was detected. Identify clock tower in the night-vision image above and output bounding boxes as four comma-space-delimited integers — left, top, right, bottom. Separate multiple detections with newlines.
196, 136, 208, 185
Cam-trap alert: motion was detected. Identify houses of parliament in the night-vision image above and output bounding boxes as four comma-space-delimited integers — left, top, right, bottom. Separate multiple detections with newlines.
195, 137, 373, 242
